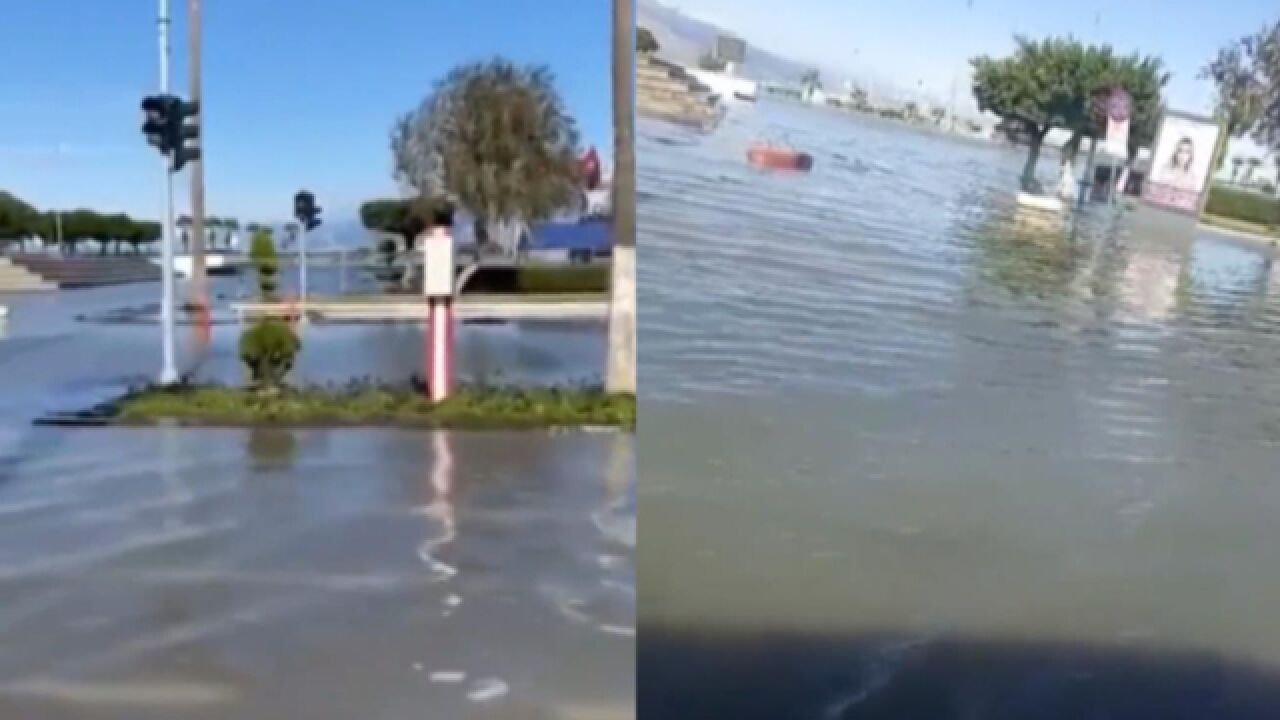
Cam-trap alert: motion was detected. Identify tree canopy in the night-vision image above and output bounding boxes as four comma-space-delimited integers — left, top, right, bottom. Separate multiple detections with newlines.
390, 58, 582, 256
972, 36, 1167, 190
0, 190, 161, 254
359, 197, 450, 253
1203, 20, 1280, 153
637, 26, 659, 54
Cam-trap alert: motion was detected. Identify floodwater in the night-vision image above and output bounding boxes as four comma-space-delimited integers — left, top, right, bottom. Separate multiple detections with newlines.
0, 280, 633, 718
638, 99, 1280, 718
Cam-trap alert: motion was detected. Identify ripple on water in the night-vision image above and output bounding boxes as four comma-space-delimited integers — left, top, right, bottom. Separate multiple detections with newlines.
639, 101, 1280, 682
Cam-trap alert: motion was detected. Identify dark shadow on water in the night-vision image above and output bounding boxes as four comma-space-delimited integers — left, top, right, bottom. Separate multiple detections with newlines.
246, 427, 300, 471
640, 626, 1280, 719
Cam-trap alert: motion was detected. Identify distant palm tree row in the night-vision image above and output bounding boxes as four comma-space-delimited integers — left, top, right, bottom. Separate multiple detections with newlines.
176, 215, 241, 252
0, 190, 283, 256
1227, 155, 1278, 191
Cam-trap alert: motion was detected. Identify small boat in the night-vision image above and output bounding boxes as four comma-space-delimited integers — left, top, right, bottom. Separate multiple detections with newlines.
747, 142, 813, 171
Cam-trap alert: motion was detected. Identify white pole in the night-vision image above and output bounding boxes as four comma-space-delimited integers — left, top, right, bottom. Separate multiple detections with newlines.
158, 0, 178, 384
298, 224, 308, 322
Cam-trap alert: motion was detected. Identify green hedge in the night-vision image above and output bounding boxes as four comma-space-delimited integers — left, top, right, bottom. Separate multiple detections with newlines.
463, 265, 609, 294
1205, 186, 1280, 226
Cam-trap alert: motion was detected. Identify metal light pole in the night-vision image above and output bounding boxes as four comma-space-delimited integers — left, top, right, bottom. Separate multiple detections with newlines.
157, 0, 178, 383
188, 0, 207, 313
298, 223, 308, 321
606, 0, 637, 394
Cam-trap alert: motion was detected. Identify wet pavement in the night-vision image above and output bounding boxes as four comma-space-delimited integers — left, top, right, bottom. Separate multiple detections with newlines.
638, 100, 1280, 718
0, 278, 633, 718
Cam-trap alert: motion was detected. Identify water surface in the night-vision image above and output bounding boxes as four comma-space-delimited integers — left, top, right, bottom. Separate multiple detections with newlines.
638, 100, 1280, 718
0, 280, 632, 718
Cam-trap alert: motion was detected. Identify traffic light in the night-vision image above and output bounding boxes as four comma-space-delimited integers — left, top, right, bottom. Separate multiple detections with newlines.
171, 98, 200, 172
139, 94, 200, 172
141, 95, 175, 154
294, 190, 322, 231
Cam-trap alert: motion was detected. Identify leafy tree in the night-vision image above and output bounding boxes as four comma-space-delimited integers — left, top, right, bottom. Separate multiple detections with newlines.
391, 58, 581, 256
637, 26, 659, 54
223, 218, 240, 251
1202, 27, 1270, 156
698, 52, 727, 72
359, 198, 430, 254
127, 221, 161, 254
239, 318, 299, 390
206, 217, 223, 252
973, 36, 1166, 191
177, 215, 192, 252
0, 191, 39, 251
1205, 21, 1279, 156
248, 228, 279, 299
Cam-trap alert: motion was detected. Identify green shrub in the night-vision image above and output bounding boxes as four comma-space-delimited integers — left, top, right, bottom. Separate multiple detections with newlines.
1205, 186, 1280, 227
239, 319, 300, 389
248, 229, 279, 299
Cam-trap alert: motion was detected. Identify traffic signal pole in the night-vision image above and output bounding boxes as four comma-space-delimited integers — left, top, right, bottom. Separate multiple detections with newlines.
157, 0, 178, 384
188, 0, 208, 347
293, 191, 322, 325
299, 223, 308, 321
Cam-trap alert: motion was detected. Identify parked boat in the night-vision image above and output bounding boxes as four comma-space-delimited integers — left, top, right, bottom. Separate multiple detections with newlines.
747, 142, 814, 172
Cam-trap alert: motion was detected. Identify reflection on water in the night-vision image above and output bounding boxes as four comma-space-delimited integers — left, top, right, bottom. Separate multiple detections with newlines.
0, 428, 634, 717
246, 427, 300, 471
639, 100, 1280, 717
418, 432, 458, 582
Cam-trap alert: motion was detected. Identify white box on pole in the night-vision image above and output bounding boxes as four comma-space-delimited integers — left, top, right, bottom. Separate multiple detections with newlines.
422, 229, 454, 298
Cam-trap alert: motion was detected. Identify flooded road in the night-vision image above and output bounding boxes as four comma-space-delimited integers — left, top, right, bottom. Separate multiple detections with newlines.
638, 100, 1280, 718
0, 282, 633, 718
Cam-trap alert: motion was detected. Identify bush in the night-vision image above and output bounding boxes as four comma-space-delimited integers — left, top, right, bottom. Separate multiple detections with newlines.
239, 319, 300, 389
1205, 186, 1280, 226
248, 229, 279, 299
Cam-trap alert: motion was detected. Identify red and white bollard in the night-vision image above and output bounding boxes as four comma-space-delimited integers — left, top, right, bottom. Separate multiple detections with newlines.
421, 218, 456, 402
425, 296, 453, 402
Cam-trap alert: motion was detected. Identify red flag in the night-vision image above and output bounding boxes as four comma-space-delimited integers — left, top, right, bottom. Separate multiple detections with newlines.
580, 146, 602, 191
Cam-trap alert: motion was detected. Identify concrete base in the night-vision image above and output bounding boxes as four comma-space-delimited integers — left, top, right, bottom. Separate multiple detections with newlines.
233, 296, 608, 322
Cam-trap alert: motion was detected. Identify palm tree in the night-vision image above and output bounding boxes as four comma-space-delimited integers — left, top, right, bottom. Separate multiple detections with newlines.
606, 0, 636, 395
1245, 157, 1263, 184
223, 218, 240, 251
176, 214, 192, 253
1231, 156, 1245, 183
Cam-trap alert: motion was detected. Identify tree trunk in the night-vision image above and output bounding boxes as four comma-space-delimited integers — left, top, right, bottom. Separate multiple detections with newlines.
1021, 127, 1047, 193
1058, 131, 1084, 200
606, 0, 637, 395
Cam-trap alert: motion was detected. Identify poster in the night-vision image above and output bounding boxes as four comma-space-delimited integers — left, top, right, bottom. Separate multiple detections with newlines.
1142, 112, 1221, 214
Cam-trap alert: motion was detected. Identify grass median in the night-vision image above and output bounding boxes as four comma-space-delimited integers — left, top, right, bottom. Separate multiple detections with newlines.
110, 382, 635, 430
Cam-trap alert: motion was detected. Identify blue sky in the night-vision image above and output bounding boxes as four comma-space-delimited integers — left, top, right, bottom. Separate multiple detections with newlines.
669, 0, 1277, 127
0, 0, 613, 223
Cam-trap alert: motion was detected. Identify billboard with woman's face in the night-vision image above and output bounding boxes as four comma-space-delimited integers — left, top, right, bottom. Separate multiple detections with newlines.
1142, 112, 1221, 214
